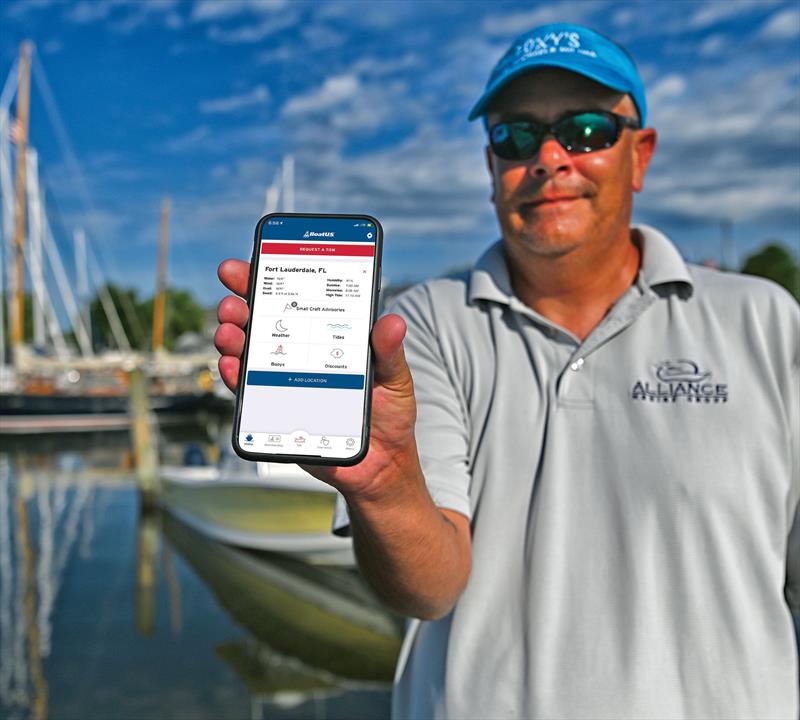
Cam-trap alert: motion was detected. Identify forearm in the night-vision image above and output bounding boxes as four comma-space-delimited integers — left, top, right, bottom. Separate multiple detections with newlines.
344, 447, 472, 620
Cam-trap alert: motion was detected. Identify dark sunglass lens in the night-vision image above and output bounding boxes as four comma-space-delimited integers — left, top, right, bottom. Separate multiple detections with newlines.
490, 123, 510, 146
508, 121, 541, 159
558, 113, 617, 153
489, 124, 513, 158
490, 122, 542, 159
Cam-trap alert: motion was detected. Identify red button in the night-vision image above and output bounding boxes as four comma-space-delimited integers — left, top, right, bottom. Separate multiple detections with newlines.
261, 242, 374, 257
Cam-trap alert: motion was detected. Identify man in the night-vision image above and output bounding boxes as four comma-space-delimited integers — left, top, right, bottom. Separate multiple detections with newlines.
216, 23, 800, 719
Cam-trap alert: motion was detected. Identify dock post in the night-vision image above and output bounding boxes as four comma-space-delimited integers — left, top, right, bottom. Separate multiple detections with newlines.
128, 366, 159, 511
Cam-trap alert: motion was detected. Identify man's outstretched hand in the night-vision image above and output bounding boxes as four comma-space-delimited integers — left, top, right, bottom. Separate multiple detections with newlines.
215, 258, 471, 619
214, 258, 418, 498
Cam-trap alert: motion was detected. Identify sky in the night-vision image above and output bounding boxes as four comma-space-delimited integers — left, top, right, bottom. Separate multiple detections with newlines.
1, 0, 799, 311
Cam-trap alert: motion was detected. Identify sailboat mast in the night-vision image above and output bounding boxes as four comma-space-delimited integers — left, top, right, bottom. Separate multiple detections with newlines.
11, 41, 32, 351
151, 196, 170, 352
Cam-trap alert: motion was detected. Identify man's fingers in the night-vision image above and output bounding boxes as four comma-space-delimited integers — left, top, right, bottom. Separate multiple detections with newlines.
371, 314, 412, 390
218, 355, 240, 392
218, 295, 249, 328
218, 259, 251, 298
214, 322, 245, 358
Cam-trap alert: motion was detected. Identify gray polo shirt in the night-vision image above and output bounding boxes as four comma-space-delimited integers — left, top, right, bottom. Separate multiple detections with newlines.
337, 225, 800, 719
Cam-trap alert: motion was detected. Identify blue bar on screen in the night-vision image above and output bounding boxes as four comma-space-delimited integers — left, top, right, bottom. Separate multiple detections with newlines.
246, 370, 365, 390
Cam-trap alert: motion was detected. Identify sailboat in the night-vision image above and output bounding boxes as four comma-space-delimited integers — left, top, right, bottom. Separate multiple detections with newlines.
0, 42, 229, 433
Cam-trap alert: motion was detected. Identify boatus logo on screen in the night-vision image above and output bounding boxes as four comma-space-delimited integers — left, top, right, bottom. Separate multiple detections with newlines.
631, 360, 728, 403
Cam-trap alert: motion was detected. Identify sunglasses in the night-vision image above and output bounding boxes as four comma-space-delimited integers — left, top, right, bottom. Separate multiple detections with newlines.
488, 110, 640, 161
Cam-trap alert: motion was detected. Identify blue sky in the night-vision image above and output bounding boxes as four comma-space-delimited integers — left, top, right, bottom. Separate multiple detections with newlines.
1, 0, 799, 308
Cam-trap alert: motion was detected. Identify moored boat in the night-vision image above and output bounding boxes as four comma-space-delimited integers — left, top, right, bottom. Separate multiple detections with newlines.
159, 453, 353, 565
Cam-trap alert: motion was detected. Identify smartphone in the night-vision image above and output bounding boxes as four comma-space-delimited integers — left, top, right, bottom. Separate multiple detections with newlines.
232, 212, 383, 465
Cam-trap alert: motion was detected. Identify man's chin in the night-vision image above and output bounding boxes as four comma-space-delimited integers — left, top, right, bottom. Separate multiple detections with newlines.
510, 229, 584, 259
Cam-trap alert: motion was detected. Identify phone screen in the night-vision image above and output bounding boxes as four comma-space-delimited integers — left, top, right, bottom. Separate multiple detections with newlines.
234, 214, 381, 463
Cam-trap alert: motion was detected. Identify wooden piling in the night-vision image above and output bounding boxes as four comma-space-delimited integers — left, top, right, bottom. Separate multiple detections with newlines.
127, 366, 159, 511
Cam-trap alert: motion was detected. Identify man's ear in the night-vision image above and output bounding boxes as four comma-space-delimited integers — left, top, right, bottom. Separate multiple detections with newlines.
631, 128, 657, 193
485, 145, 496, 204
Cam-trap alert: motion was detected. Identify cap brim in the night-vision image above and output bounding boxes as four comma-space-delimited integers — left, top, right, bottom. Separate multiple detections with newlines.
468, 57, 635, 121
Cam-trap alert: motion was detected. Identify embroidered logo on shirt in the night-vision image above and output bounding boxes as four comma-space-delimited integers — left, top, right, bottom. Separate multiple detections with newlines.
631, 360, 728, 403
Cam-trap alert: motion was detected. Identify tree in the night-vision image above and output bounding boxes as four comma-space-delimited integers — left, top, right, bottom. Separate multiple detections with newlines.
740, 243, 800, 302
138, 288, 207, 351
89, 284, 149, 351
0, 292, 36, 348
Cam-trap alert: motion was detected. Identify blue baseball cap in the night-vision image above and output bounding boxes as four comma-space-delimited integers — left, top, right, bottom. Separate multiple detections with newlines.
468, 23, 647, 126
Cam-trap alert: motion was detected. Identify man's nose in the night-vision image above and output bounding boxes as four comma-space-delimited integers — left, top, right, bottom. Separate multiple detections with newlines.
528, 135, 572, 179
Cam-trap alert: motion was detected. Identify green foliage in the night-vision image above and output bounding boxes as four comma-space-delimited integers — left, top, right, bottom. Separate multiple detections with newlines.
740, 243, 800, 302
90, 285, 149, 350
0, 292, 36, 347
91, 284, 206, 351
138, 288, 207, 351
2, 284, 207, 354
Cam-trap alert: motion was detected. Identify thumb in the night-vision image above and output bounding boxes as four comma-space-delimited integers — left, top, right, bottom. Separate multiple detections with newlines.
371, 314, 412, 391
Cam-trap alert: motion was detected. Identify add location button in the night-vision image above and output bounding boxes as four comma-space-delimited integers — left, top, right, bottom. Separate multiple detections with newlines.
246, 370, 365, 390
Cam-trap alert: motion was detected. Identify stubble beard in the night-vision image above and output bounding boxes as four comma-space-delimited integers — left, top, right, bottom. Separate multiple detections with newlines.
502, 212, 586, 263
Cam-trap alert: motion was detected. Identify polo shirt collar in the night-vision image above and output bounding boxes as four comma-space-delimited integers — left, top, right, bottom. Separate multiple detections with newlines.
468, 224, 694, 306
467, 239, 514, 306
635, 224, 694, 290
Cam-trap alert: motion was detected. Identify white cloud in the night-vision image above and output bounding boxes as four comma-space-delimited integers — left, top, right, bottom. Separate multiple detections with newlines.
481, 1, 599, 37
643, 167, 800, 223
191, 0, 287, 22
688, 0, 781, 30
698, 33, 726, 57
647, 74, 687, 109
66, 0, 117, 23
282, 75, 360, 116
42, 39, 63, 55
300, 23, 346, 50
165, 11, 183, 29
64, 0, 180, 31
255, 44, 295, 65
352, 53, 421, 77
162, 125, 211, 153
612, 8, 635, 28
5, 0, 59, 19
285, 122, 490, 239
199, 85, 269, 114
643, 59, 800, 226
758, 7, 800, 39
312, 1, 418, 30
207, 12, 297, 43
157, 121, 279, 157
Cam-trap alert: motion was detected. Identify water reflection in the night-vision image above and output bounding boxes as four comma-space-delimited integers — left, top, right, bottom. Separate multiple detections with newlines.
162, 512, 402, 682
0, 439, 399, 720
1, 451, 103, 720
